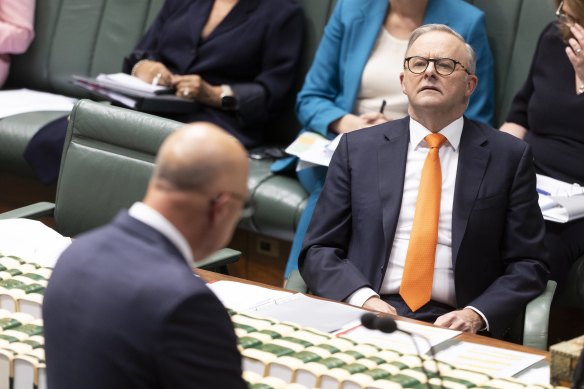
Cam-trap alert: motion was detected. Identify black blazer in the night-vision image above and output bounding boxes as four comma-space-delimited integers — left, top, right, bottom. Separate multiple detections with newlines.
43, 212, 246, 389
123, 0, 304, 147
299, 117, 550, 338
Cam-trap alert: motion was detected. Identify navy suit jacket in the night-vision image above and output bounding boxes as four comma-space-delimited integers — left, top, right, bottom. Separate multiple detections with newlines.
299, 117, 550, 338
123, 0, 304, 148
43, 212, 246, 389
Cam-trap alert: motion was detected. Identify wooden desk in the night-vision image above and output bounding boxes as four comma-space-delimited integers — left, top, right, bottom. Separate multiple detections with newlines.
196, 269, 548, 359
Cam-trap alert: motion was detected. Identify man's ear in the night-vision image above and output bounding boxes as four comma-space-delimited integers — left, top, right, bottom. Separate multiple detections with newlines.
208, 193, 229, 222
400, 72, 406, 94
466, 74, 478, 97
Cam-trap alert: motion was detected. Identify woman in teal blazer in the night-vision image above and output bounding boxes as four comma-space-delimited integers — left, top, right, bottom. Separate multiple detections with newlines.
276, 0, 495, 279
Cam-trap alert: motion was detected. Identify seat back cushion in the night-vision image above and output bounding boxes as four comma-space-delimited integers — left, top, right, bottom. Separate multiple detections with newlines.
54, 100, 181, 236
6, 0, 164, 97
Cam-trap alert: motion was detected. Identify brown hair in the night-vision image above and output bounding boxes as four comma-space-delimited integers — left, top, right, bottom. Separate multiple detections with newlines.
555, 0, 584, 42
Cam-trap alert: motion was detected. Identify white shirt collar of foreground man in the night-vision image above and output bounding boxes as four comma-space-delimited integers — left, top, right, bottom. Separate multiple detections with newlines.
128, 202, 194, 266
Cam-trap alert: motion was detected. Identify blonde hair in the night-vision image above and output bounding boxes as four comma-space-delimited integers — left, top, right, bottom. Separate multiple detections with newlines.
555, 0, 584, 42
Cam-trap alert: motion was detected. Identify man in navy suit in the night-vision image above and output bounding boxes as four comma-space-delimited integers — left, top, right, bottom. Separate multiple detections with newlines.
43, 123, 249, 388
299, 24, 549, 338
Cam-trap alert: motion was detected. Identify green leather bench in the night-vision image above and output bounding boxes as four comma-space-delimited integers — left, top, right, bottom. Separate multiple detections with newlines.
0, 0, 165, 177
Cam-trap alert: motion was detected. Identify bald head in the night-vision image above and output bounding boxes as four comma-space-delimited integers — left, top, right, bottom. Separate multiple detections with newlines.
145, 122, 250, 260
152, 122, 248, 193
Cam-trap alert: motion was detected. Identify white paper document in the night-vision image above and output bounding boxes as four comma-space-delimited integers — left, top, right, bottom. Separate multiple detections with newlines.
96, 73, 170, 95
0, 89, 76, 118
245, 293, 367, 333
285, 132, 342, 167
338, 320, 460, 355
207, 281, 365, 333
433, 341, 545, 378
537, 174, 584, 223
207, 280, 292, 311
0, 219, 71, 268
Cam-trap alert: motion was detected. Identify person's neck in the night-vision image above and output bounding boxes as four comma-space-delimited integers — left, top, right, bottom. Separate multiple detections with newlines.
386, 0, 428, 39
410, 110, 463, 133
389, 0, 428, 19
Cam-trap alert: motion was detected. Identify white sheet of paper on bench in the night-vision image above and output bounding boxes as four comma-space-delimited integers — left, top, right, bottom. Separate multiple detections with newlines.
433, 341, 545, 378
0, 219, 72, 268
245, 293, 366, 333
0, 89, 76, 119
206, 280, 291, 312
338, 320, 460, 355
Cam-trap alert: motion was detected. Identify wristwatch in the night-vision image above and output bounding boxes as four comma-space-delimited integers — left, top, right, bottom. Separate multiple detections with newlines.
220, 85, 238, 111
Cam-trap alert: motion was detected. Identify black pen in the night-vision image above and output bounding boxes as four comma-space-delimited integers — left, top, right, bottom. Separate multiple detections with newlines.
379, 99, 387, 113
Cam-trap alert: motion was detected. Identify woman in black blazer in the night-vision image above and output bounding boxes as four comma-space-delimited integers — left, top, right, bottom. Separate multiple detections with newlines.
124, 0, 304, 148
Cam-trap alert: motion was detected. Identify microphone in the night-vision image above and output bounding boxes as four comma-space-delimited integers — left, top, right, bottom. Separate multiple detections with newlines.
360, 313, 444, 389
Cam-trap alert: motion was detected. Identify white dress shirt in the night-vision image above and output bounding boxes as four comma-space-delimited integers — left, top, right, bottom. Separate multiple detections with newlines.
128, 202, 194, 266
346, 117, 489, 329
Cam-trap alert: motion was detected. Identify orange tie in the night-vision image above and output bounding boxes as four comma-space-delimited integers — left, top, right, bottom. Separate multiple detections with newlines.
400, 133, 447, 312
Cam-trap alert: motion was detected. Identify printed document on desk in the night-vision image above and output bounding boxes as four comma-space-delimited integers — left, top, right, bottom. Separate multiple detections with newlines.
433, 341, 545, 378
537, 174, 584, 223
285, 132, 342, 167
338, 320, 460, 355
207, 280, 366, 333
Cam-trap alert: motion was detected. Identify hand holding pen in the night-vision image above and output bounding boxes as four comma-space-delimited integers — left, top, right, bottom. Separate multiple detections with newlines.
359, 99, 391, 126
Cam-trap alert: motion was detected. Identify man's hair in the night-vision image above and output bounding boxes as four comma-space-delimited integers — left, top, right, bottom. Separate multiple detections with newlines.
407, 24, 477, 74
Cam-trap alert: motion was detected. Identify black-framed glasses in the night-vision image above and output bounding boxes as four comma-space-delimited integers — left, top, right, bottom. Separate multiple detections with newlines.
556, 0, 579, 26
404, 56, 472, 76
211, 192, 254, 218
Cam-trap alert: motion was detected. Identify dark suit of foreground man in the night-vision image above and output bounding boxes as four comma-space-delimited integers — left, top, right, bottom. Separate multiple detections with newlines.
299, 24, 549, 338
43, 123, 249, 388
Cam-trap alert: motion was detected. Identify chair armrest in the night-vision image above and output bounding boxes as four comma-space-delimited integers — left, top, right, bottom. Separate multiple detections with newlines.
0, 202, 56, 220
523, 280, 557, 350
284, 269, 308, 293
194, 248, 241, 272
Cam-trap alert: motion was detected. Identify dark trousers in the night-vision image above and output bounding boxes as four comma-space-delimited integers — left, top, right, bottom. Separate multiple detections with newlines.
380, 294, 455, 323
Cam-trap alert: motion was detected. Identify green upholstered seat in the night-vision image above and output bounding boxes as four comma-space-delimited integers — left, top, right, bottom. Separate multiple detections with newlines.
0, 0, 165, 176
0, 100, 239, 271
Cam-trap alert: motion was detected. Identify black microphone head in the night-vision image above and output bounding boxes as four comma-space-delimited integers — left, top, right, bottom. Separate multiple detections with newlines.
376, 316, 398, 334
360, 313, 378, 330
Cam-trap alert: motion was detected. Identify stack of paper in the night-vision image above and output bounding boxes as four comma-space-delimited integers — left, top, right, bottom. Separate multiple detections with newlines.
537, 174, 584, 223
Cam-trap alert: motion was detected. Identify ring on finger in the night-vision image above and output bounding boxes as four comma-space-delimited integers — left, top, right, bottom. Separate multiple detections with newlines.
182, 88, 189, 97
576, 48, 582, 54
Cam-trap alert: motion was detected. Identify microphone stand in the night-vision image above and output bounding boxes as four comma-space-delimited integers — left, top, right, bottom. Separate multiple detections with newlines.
361, 313, 445, 389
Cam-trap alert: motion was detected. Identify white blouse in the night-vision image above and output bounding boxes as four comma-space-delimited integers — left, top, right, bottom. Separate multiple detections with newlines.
354, 28, 409, 120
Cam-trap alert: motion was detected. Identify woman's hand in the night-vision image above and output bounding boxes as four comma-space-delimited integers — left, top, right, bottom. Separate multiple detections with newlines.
171, 74, 222, 107
566, 23, 584, 84
132, 60, 172, 86
329, 113, 392, 134
359, 112, 392, 126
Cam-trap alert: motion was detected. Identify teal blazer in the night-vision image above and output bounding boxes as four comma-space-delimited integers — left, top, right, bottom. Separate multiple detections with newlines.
297, 0, 494, 136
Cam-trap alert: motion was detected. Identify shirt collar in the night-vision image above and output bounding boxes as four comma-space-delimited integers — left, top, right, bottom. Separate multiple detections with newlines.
128, 202, 194, 266
409, 116, 464, 151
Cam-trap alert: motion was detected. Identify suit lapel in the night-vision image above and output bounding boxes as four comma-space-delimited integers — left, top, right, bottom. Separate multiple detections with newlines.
451, 119, 490, 266
378, 118, 410, 249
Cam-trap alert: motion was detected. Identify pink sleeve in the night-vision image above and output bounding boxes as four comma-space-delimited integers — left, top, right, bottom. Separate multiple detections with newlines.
0, 0, 35, 54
